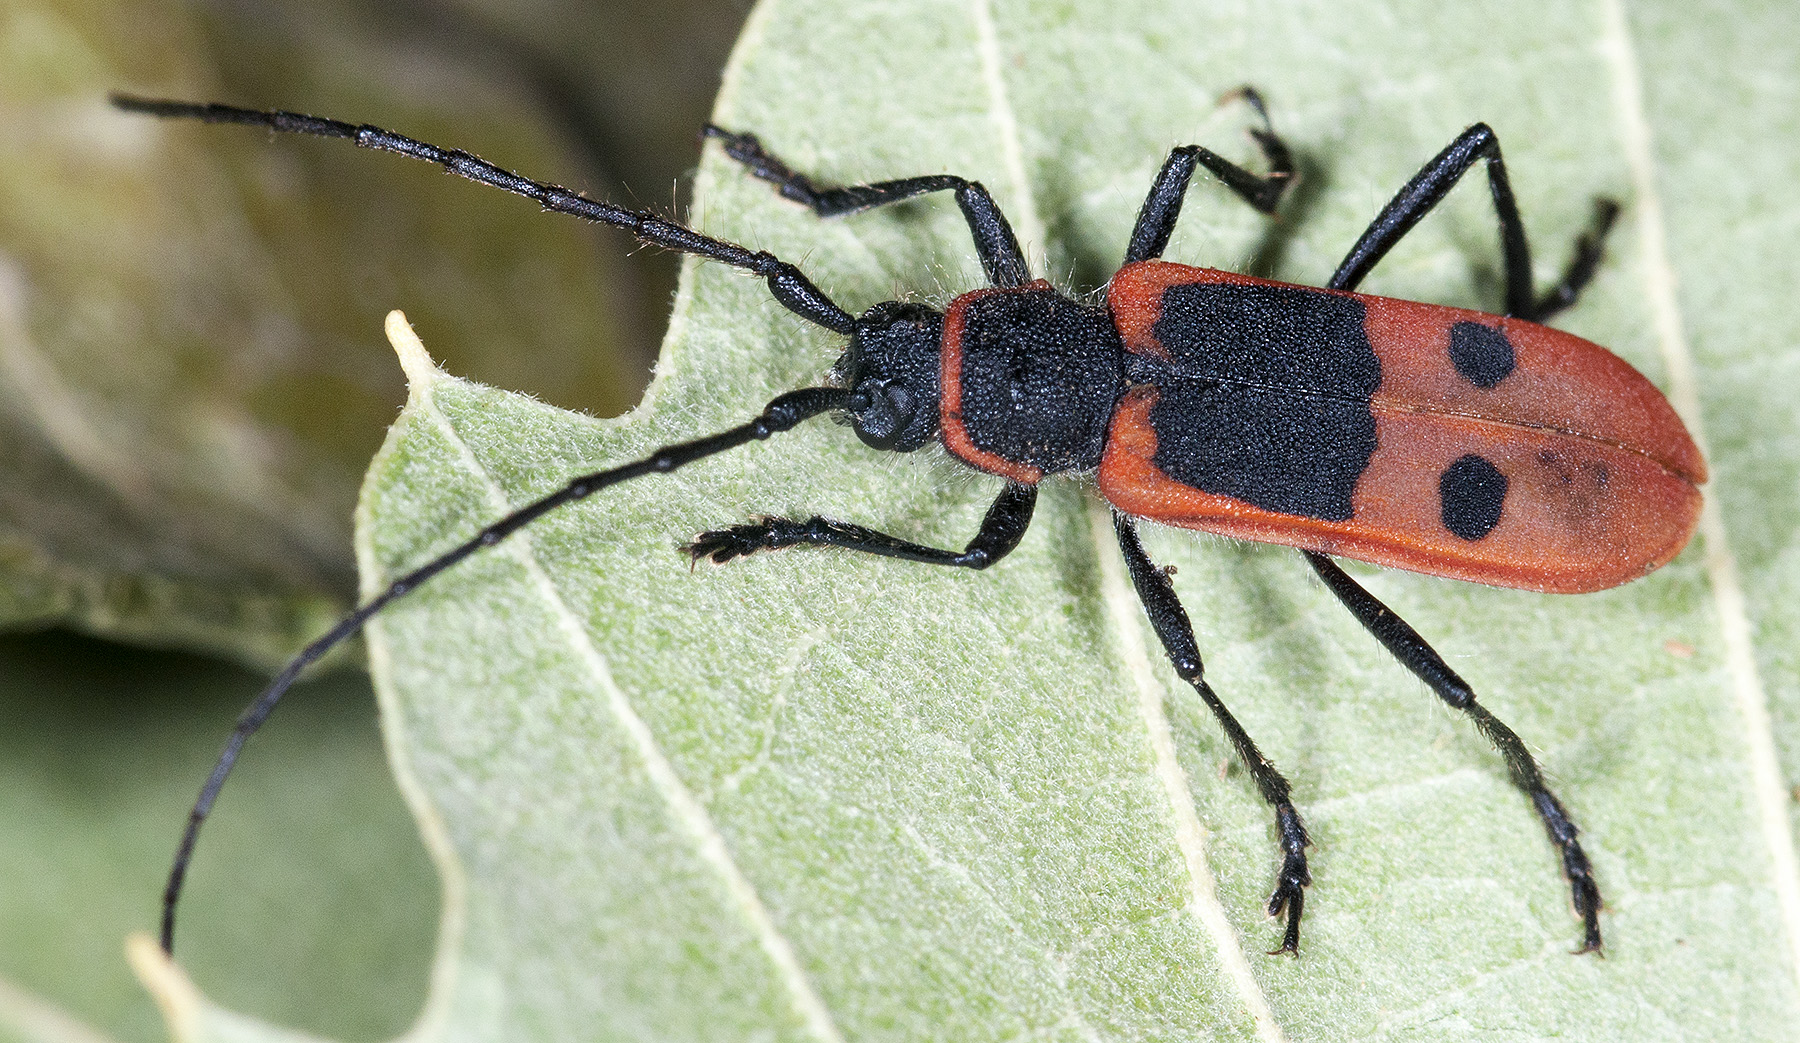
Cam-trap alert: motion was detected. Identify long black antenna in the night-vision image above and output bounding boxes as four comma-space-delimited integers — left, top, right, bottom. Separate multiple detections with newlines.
110, 95, 856, 335
109, 95, 876, 951
157, 385, 861, 952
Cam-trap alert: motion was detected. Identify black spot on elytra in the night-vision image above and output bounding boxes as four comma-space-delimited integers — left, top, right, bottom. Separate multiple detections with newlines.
1440, 454, 1508, 540
1448, 321, 1515, 388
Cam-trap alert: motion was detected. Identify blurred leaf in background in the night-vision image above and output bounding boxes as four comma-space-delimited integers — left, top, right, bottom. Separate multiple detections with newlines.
0, 0, 740, 662
0, 0, 744, 1040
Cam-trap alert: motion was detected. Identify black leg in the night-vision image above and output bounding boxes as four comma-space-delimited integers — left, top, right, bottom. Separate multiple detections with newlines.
703, 125, 1031, 289
1115, 515, 1311, 955
1329, 124, 1529, 310
1123, 87, 1297, 265
1328, 123, 1619, 322
111, 95, 857, 334
155, 385, 859, 954
689, 482, 1036, 570
1528, 199, 1621, 323
1303, 552, 1603, 954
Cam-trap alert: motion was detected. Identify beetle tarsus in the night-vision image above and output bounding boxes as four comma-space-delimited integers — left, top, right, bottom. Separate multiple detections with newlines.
686, 484, 1038, 571
685, 518, 804, 563
1267, 866, 1307, 956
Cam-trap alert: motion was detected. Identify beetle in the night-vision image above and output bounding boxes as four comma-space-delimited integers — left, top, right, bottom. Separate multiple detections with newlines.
113, 88, 1702, 959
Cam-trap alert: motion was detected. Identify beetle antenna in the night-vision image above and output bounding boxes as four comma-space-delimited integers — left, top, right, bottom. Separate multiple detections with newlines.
159, 385, 863, 953
109, 94, 857, 335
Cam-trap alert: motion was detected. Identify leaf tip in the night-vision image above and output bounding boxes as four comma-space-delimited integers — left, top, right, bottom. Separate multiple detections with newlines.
125, 932, 201, 1041
385, 309, 443, 396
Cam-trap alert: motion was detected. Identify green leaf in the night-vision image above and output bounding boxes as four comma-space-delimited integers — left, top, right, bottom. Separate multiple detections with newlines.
143, 0, 1800, 1039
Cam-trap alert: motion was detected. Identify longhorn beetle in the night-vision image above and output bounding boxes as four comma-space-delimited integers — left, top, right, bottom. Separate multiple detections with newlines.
114, 88, 1702, 958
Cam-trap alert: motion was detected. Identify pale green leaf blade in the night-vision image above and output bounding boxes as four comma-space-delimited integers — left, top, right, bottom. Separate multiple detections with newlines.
150, 0, 1800, 1038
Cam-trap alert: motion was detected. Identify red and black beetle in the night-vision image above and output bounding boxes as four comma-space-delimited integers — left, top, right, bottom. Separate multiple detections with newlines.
114, 89, 1701, 958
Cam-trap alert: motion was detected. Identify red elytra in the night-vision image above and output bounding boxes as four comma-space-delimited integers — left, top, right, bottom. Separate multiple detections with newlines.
941, 260, 1704, 595
1102, 261, 1703, 594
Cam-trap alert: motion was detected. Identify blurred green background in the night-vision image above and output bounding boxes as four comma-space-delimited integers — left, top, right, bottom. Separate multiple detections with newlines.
0, 1, 748, 1039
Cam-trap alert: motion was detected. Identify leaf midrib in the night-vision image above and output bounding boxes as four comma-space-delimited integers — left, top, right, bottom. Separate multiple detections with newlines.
1597, 0, 1800, 985
969, 0, 1288, 1038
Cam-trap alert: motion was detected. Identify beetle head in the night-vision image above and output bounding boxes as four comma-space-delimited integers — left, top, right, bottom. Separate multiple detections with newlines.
835, 300, 944, 452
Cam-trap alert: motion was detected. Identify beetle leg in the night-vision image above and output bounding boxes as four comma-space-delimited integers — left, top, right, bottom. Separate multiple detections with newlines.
1115, 515, 1312, 955
688, 482, 1036, 570
704, 126, 1031, 288
1328, 123, 1620, 323
1528, 198, 1622, 322
1303, 551, 1604, 954
1329, 124, 1532, 312
1123, 87, 1297, 264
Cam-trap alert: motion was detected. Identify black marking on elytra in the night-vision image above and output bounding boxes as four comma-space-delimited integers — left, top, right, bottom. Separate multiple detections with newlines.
1448, 321, 1515, 388
956, 288, 1125, 474
1440, 454, 1508, 540
1145, 283, 1380, 520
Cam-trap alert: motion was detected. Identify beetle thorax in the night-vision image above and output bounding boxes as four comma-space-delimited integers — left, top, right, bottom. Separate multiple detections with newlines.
940, 284, 1125, 479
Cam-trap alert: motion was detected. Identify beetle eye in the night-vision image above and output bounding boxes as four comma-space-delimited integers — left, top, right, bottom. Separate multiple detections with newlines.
851, 380, 917, 450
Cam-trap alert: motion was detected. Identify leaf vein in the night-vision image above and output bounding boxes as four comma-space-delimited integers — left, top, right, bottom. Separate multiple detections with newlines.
1087, 501, 1287, 1042
410, 362, 846, 1043
1600, 0, 1800, 987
